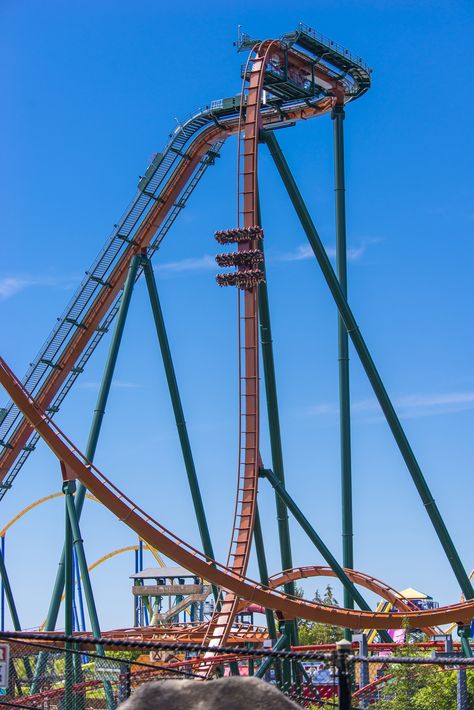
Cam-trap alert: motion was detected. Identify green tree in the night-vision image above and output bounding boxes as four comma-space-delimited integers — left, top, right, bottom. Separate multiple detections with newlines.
413, 668, 474, 709
375, 646, 434, 710
296, 584, 344, 645
373, 635, 474, 710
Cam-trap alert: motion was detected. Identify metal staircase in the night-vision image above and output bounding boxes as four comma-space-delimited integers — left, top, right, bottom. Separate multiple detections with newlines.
0, 108, 226, 498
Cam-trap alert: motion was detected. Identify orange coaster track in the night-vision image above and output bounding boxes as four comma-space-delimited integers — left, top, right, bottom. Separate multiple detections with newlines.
0, 34, 471, 673
268, 566, 441, 637
1, 356, 473, 631
201, 40, 279, 667
0, 52, 332, 488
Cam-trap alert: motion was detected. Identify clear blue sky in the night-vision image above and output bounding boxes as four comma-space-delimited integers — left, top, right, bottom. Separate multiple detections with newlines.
0, 0, 473, 632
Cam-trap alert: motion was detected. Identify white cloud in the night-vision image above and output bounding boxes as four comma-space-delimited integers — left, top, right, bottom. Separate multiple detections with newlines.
0, 274, 77, 301
396, 391, 474, 418
0, 277, 29, 300
152, 239, 376, 277
280, 244, 314, 262
277, 242, 368, 264
305, 391, 474, 420
155, 255, 215, 274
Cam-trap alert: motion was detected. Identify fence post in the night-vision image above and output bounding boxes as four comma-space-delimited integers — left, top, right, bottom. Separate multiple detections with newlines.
336, 639, 352, 710
354, 633, 369, 708
118, 663, 131, 704
458, 668, 467, 710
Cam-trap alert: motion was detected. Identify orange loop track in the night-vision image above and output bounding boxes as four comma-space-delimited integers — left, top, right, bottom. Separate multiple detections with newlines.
267, 566, 440, 637
0, 355, 473, 631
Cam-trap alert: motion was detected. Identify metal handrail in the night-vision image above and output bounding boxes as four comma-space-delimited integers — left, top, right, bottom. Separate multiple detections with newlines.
296, 22, 372, 73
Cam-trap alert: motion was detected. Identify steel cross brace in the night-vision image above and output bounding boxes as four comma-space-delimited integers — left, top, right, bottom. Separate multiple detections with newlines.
262, 129, 474, 601
260, 467, 393, 645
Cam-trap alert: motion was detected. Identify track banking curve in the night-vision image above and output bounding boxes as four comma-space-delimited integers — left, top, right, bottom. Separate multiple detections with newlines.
3, 30, 471, 654
0, 28, 359, 497
268, 567, 440, 637
1, 355, 474, 630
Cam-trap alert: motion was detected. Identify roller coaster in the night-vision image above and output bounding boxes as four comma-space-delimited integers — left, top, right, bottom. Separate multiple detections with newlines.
0, 21, 473, 694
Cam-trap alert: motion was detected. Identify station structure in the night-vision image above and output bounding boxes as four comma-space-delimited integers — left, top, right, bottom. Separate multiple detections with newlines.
0, 21, 473, 696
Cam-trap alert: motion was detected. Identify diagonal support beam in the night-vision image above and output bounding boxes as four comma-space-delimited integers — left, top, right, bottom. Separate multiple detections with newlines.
254, 633, 288, 679
253, 505, 283, 687
31, 255, 141, 694
261, 467, 392, 644
257, 196, 299, 682
65, 480, 115, 708
262, 129, 474, 601
0, 541, 33, 681
258, 245, 295, 591
141, 256, 216, 599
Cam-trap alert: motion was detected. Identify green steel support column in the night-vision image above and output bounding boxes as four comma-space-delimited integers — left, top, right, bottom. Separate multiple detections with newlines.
263, 130, 474, 601
261, 468, 392, 644
0, 545, 33, 681
65, 482, 115, 709
257, 193, 299, 680
259, 259, 300, 682
255, 633, 288, 679
258, 247, 297, 589
458, 626, 473, 658
64, 483, 74, 710
31, 256, 141, 695
0, 546, 22, 634
248, 646, 254, 676
332, 105, 354, 640
43, 254, 141, 631
257, 199, 295, 591
253, 506, 278, 640
141, 258, 216, 569
253, 505, 283, 688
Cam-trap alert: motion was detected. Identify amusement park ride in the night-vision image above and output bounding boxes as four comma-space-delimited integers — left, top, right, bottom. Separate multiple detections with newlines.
0, 21, 473, 686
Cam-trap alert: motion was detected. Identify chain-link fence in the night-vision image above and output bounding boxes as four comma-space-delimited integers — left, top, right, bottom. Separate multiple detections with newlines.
352, 652, 474, 709
0, 632, 472, 709
0, 633, 338, 709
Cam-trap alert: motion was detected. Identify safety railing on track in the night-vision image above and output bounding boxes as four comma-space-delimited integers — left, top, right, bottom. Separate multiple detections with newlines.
0, 99, 226, 498
295, 22, 372, 73
0, 64, 367, 503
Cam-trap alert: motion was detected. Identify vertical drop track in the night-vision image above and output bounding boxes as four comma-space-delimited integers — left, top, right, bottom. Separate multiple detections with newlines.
201, 41, 277, 672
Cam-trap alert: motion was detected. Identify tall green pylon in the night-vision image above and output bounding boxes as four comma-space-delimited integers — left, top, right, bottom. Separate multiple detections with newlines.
332, 105, 354, 641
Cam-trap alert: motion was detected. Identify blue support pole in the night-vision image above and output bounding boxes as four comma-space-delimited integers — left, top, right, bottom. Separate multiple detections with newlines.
134, 550, 139, 626
138, 540, 144, 626
74, 548, 86, 633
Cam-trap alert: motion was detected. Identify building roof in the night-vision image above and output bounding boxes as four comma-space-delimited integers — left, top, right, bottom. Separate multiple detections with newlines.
399, 587, 432, 600
130, 566, 200, 580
